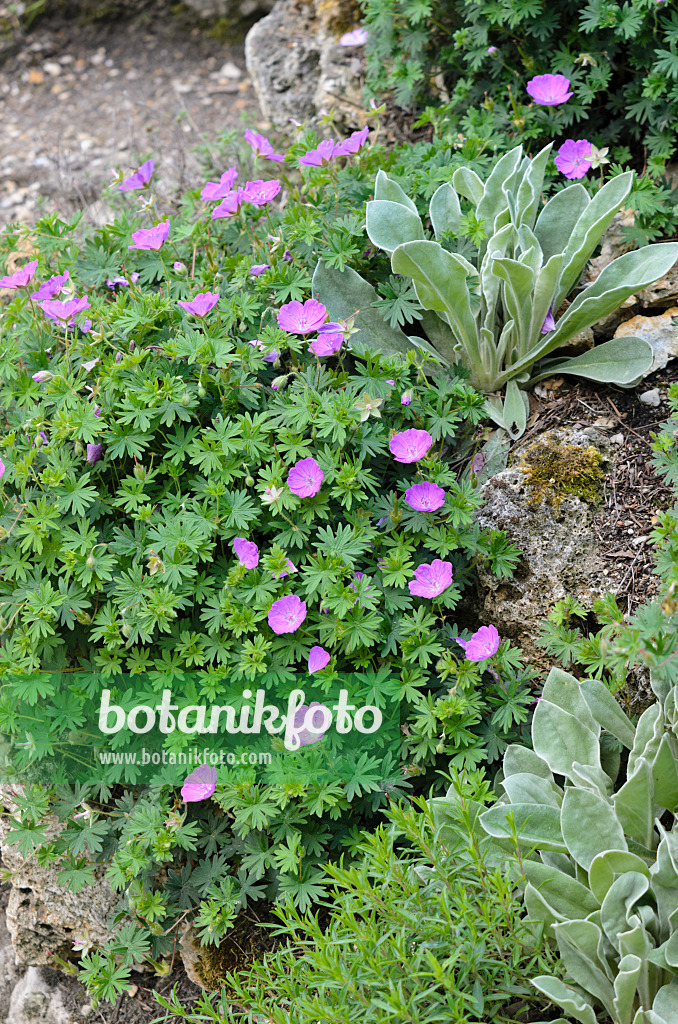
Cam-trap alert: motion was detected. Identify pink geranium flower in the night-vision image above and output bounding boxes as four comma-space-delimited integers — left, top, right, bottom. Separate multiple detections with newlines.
1, 259, 38, 289
308, 646, 330, 673
268, 594, 307, 634
408, 559, 453, 599
554, 139, 592, 179
30, 270, 69, 302
526, 74, 572, 105
309, 332, 343, 357
335, 127, 369, 156
299, 140, 340, 167
389, 428, 433, 463
248, 339, 279, 363
288, 457, 323, 497
277, 298, 328, 334
200, 168, 238, 201
244, 129, 284, 161
340, 27, 368, 46
181, 764, 217, 802
250, 263, 271, 276
242, 179, 281, 206
290, 701, 328, 747
40, 296, 91, 330
211, 188, 246, 219
405, 482, 445, 512
86, 443, 103, 465
456, 624, 500, 661
271, 558, 297, 579
177, 291, 220, 317
234, 537, 259, 569
401, 390, 412, 406
128, 220, 170, 251
119, 158, 155, 191
0, 458, 5, 479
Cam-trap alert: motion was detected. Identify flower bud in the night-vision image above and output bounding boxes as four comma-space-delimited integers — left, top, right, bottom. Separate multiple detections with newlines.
133, 463, 148, 481
86, 553, 97, 570
245, 474, 255, 487
129, 340, 136, 353
197, 383, 206, 398
173, 261, 188, 277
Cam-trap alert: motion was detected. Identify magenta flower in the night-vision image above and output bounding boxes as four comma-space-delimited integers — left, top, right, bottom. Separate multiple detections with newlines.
119, 158, 155, 191
30, 271, 69, 302
40, 296, 91, 330
277, 298, 328, 334
128, 220, 169, 251
94, 406, 101, 418
389, 428, 433, 464
309, 332, 343, 357
250, 263, 271, 276
308, 646, 330, 673
181, 763, 217, 802
290, 702, 328, 747
287, 457, 324, 497
526, 74, 572, 105
1, 259, 38, 289
271, 558, 297, 579
244, 129, 284, 161
177, 291, 220, 317
86, 443, 103, 465
268, 594, 307, 634
106, 275, 129, 289
234, 537, 259, 569
340, 27, 368, 45
405, 482, 445, 512
200, 167, 238, 201
0, 458, 5, 479
554, 139, 592, 179
33, 430, 48, 448
401, 390, 412, 406
456, 624, 500, 661
299, 140, 340, 167
211, 188, 245, 219
408, 559, 453, 599
487, 46, 499, 55
335, 127, 369, 156
541, 306, 555, 333
242, 179, 282, 206
32, 370, 52, 383
248, 339, 279, 363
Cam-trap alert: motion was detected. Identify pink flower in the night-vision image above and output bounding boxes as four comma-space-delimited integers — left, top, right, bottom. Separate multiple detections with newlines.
389, 428, 433, 463
268, 594, 307, 634
200, 167, 238, 201
401, 390, 412, 406
32, 370, 52, 383
119, 158, 155, 191
234, 537, 259, 569
94, 406, 101, 418
128, 220, 169, 251
30, 271, 69, 301
248, 339, 279, 362
471, 452, 484, 474
308, 646, 330, 673
309, 332, 343, 357
408, 559, 453, 599
526, 74, 572, 105
250, 263, 271, 276
181, 764, 217, 802
86, 443, 103, 465
242, 179, 281, 206
1, 259, 38, 289
554, 139, 592, 179
0, 459, 5, 479
287, 457, 323, 497
106, 276, 129, 289
177, 291, 220, 317
277, 298, 327, 334
40, 296, 91, 330
335, 127, 369, 156
271, 558, 297, 579
340, 27, 368, 45
244, 129, 284, 161
290, 701, 328, 746
456, 624, 500, 661
211, 188, 245, 219
299, 140, 340, 167
405, 482, 445, 512
541, 305, 555, 333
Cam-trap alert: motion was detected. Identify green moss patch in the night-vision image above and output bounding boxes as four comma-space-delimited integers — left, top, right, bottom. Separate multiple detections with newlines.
514, 433, 605, 507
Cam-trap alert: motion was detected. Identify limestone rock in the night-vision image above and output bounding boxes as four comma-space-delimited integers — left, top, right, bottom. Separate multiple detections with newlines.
0, 787, 118, 968
637, 260, 678, 309
613, 306, 678, 375
6, 967, 70, 1024
474, 428, 620, 663
183, 0, 275, 22
245, 0, 365, 130
584, 208, 636, 284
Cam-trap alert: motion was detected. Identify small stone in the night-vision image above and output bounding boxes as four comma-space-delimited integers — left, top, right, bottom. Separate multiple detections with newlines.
42, 61, 61, 76
90, 49, 106, 66
614, 306, 678, 375
27, 69, 43, 85
639, 388, 661, 407
79, 1004, 94, 1018
218, 61, 242, 79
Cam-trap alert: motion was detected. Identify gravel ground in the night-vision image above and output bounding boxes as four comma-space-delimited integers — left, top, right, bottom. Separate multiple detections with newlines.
0, 0, 262, 230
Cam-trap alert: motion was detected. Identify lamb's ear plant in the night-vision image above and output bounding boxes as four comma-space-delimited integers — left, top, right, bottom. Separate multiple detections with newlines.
314, 144, 678, 413
432, 667, 678, 1024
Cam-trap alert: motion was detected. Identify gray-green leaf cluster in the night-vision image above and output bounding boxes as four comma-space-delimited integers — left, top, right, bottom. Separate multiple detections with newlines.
433, 667, 678, 1024
315, 146, 678, 395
